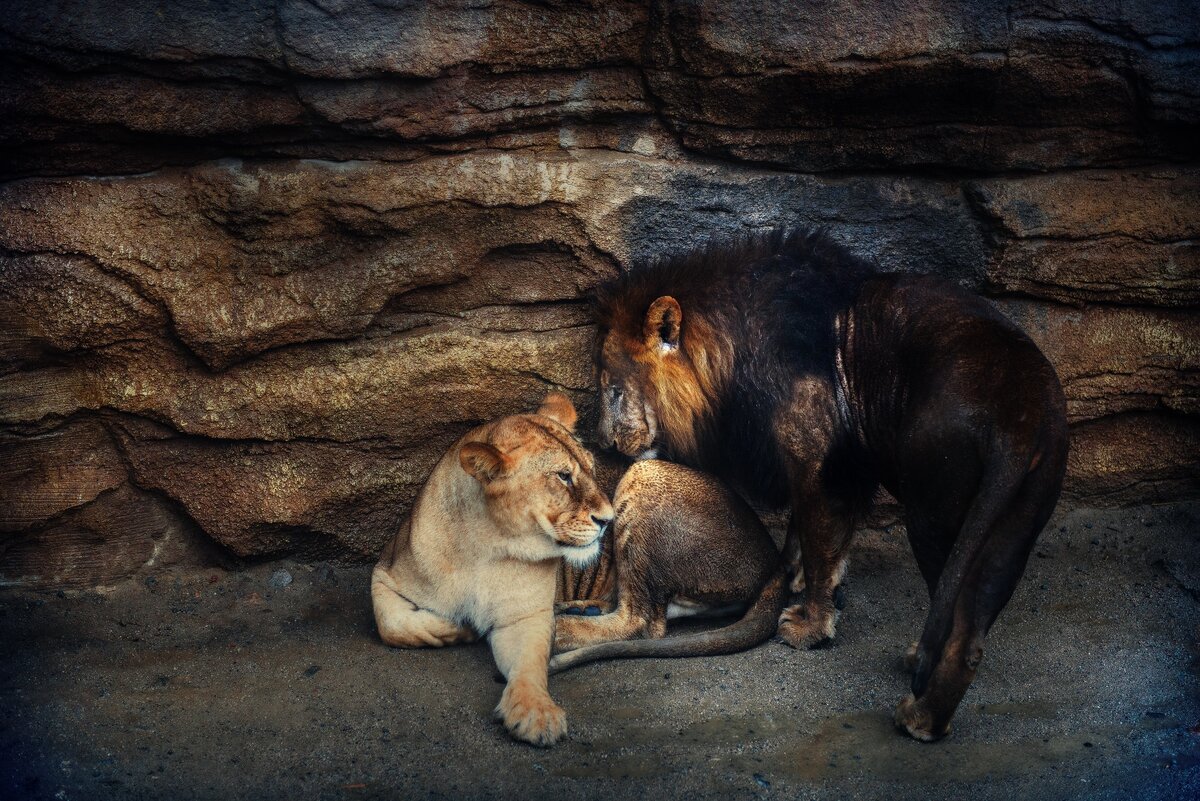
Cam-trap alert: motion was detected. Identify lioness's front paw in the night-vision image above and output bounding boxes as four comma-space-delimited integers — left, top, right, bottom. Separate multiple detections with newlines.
776, 604, 835, 649
495, 682, 567, 747
894, 693, 948, 742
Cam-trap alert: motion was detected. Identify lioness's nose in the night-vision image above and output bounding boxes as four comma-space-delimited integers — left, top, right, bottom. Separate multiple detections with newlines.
591, 514, 612, 534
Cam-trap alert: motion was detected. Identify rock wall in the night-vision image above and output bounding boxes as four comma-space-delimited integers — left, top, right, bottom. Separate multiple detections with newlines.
1, 0, 1197, 587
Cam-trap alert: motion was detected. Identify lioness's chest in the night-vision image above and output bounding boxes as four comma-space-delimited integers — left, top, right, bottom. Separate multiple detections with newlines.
452, 559, 559, 628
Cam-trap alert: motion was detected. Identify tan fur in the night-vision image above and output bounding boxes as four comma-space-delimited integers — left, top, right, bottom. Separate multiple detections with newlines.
370, 393, 612, 747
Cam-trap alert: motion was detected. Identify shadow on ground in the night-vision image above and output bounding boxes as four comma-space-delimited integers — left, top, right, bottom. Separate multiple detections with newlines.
2, 503, 1198, 801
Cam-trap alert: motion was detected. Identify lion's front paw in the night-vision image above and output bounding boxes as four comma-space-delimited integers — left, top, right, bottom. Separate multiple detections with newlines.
776, 604, 835, 649
495, 682, 567, 747
894, 694, 948, 742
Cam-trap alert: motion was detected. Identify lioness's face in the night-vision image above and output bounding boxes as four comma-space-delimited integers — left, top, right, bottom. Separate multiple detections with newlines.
460, 393, 614, 567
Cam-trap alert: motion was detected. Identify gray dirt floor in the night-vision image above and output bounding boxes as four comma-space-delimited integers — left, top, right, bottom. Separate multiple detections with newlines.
2, 502, 1198, 801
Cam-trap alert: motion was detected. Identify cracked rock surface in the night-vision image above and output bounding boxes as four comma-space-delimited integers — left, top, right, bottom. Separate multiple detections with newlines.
1, 0, 1198, 587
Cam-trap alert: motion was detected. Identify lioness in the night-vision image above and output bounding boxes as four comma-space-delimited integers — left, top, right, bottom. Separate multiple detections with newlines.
550, 459, 786, 673
371, 392, 613, 747
593, 228, 1069, 740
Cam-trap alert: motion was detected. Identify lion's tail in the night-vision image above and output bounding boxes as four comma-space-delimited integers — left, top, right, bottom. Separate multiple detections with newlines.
547, 566, 787, 675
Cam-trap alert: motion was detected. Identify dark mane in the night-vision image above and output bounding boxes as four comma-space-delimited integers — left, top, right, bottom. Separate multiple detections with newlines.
594, 228, 875, 345
594, 228, 878, 507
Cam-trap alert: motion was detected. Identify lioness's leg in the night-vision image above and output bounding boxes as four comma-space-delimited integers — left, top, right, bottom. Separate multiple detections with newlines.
777, 479, 855, 649
490, 612, 566, 747
371, 567, 476, 648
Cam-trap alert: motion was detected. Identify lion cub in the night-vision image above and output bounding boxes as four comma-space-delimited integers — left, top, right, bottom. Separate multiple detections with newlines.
551, 459, 785, 672
371, 393, 612, 747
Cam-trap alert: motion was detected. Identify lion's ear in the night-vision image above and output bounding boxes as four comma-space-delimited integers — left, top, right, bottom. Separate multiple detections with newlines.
644, 296, 682, 352
459, 442, 512, 484
537, 392, 577, 432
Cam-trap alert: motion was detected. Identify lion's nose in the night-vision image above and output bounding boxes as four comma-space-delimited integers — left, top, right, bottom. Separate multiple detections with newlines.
591, 514, 612, 535
596, 422, 615, 448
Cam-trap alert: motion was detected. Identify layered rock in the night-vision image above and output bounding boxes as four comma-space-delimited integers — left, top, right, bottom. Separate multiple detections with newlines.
0, 155, 614, 370
999, 300, 1199, 421
973, 170, 1200, 308
1, 0, 1197, 587
0, 0, 651, 176
644, 0, 1200, 171
1066, 414, 1200, 506
0, 419, 213, 587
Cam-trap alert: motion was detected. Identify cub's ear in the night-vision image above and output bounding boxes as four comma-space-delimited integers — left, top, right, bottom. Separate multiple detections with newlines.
537, 392, 577, 432
459, 442, 511, 484
644, 296, 682, 352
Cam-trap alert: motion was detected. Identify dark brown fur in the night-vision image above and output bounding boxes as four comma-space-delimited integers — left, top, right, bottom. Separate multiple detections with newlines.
549, 460, 785, 673
593, 229, 1069, 740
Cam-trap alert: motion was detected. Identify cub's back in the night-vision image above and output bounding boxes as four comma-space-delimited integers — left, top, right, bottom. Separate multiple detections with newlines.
559, 460, 778, 604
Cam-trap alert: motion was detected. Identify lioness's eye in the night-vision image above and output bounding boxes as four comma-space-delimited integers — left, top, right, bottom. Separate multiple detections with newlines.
556, 470, 573, 487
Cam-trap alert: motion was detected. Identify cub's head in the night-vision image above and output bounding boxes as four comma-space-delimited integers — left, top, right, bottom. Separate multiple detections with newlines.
458, 393, 613, 567
595, 295, 724, 463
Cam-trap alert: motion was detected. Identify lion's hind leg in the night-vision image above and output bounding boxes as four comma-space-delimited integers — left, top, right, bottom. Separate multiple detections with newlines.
553, 595, 661, 653
372, 566, 476, 648
555, 599, 617, 616
897, 446, 1064, 742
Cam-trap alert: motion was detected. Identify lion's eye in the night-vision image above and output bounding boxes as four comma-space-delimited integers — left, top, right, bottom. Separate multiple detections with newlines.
556, 470, 573, 487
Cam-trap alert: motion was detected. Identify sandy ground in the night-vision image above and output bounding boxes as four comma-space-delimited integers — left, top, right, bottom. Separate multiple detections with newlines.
2, 502, 1198, 801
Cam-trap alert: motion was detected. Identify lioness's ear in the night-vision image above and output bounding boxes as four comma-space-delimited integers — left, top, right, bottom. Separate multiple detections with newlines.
537, 392, 577, 432
459, 442, 511, 484
644, 296, 682, 352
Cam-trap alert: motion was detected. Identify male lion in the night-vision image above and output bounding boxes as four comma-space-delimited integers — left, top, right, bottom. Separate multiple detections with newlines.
593, 229, 1069, 741
371, 393, 613, 747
